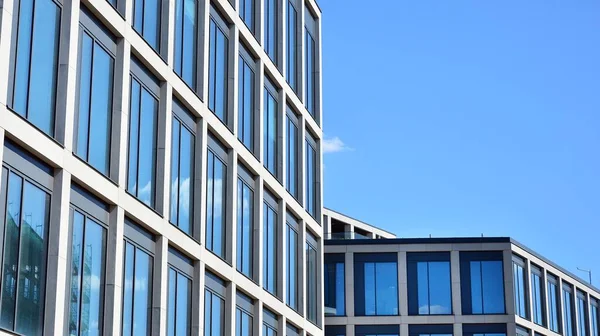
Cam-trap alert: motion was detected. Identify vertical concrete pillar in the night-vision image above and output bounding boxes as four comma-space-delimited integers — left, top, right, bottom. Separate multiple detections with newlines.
450, 250, 462, 315
504, 249, 516, 316
525, 258, 534, 322
398, 251, 408, 316
229, 152, 238, 266
345, 252, 354, 317
197, 118, 208, 243
116, 39, 132, 187
256, 177, 264, 286
192, 260, 206, 336
153, 236, 169, 336
157, 83, 173, 216
226, 282, 238, 336
105, 206, 126, 335
0, 0, 14, 108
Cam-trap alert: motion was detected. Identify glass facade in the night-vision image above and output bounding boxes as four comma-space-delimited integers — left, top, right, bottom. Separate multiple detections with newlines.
304, 8, 316, 118
170, 102, 195, 235
167, 266, 192, 336
9, 0, 61, 137
286, 111, 299, 199
237, 170, 254, 278
133, 0, 161, 51
238, 50, 255, 152
174, 0, 198, 89
548, 275, 561, 333
512, 256, 528, 318
578, 292, 588, 336
264, 79, 278, 176
563, 284, 575, 336
239, 0, 255, 33
122, 240, 153, 336
263, 310, 277, 336
354, 253, 399, 316
236, 292, 253, 336
205, 273, 226, 336
263, 196, 277, 295
324, 254, 345, 316
592, 298, 599, 336
127, 62, 159, 208
75, 12, 115, 176
264, 0, 278, 63
286, 218, 299, 311
286, 1, 297, 92
531, 266, 545, 326
305, 134, 317, 218
407, 253, 451, 315
206, 141, 228, 259
208, 10, 229, 124
461, 252, 505, 315
306, 233, 318, 323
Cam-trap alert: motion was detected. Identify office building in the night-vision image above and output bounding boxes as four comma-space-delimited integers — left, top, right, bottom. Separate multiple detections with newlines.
0, 0, 323, 333
323, 208, 600, 336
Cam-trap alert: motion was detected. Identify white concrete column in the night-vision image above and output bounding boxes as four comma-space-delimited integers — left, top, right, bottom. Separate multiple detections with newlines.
105, 206, 126, 335
398, 251, 408, 316
542, 269, 551, 330
450, 250, 462, 315
256, 176, 264, 286
153, 235, 169, 336
279, 200, 287, 302
0, 0, 14, 108
400, 324, 409, 336
44, 169, 72, 336
192, 260, 206, 336
226, 282, 237, 336
525, 258, 534, 322
197, 118, 208, 243
453, 323, 462, 336
345, 252, 354, 317
158, 83, 174, 217
229, 151, 238, 266
116, 39, 132, 187
504, 249, 516, 316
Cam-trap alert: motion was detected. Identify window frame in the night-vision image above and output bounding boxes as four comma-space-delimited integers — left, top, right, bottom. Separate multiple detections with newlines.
355, 325, 399, 336
236, 291, 255, 336
306, 230, 319, 324
547, 273, 562, 333
303, 5, 318, 121
512, 254, 530, 319
285, 107, 300, 201
236, 164, 256, 280
263, 75, 280, 179
205, 271, 227, 336
353, 253, 399, 317
531, 264, 546, 327
132, 0, 164, 55
205, 134, 229, 261
286, 212, 300, 312
263, 189, 278, 296
238, 44, 258, 154
285, 0, 298, 93
408, 324, 453, 336
406, 252, 452, 316
263, 0, 279, 66
173, 0, 200, 91
166, 247, 194, 336
462, 324, 507, 336
563, 282, 576, 336
304, 131, 318, 219
208, 5, 232, 127
324, 253, 345, 316
578, 290, 589, 336
459, 251, 506, 315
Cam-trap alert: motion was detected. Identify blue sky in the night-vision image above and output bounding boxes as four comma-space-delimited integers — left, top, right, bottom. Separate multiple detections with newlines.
320, 1, 600, 285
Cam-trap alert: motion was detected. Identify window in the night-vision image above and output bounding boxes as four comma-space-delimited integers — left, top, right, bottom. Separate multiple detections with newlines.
127, 59, 159, 208
512, 255, 528, 319
355, 325, 399, 336
75, 9, 116, 177
516, 326, 529, 336
237, 166, 255, 278
460, 251, 505, 315
122, 219, 154, 336
324, 254, 345, 316
287, 324, 299, 336
578, 291, 589, 336
167, 248, 193, 336
354, 253, 399, 316
286, 213, 299, 310
305, 133, 317, 218
409, 324, 453, 336
238, 46, 256, 152
591, 298, 599, 336
304, 8, 317, 118
563, 283, 575, 336
174, 0, 198, 89
548, 274, 561, 333
239, 0, 255, 33
208, 8, 230, 124
236, 292, 254, 336
263, 309, 278, 336
170, 101, 196, 236
206, 136, 228, 259
326, 326, 346, 336
263, 191, 278, 295
531, 265, 545, 326
0, 141, 52, 335
306, 231, 318, 323
133, 0, 161, 51
264, 0, 278, 64
264, 78, 279, 177
286, 1, 297, 92
8, 0, 61, 137
205, 272, 226, 336
68, 185, 108, 336
286, 110, 299, 199
407, 252, 451, 315
463, 324, 507, 336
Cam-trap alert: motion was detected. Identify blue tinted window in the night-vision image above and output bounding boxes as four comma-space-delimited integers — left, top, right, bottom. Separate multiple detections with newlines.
305, 137, 317, 217
68, 209, 107, 336
236, 308, 253, 336
591, 300, 599, 336
304, 32, 316, 117
564, 285, 575, 336
170, 113, 195, 235
531, 268, 545, 326
324, 256, 345, 316
263, 203, 277, 294
0, 170, 50, 335
354, 254, 399, 316
133, 0, 161, 51
286, 224, 298, 310
204, 289, 225, 336
408, 256, 451, 315
236, 178, 254, 278
206, 149, 227, 258
127, 76, 158, 208
512, 258, 528, 318
167, 267, 192, 336
174, 0, 198, 89
76, 29, 114, 176
264, 0, 277, 63
208, 14, 229, 123
286, 2, 297, 91
9, 0, 61, 136
239, 0, 255, 33
264, 83, 278, 176
548, 276, 561, 333
286, 113, 298, 198
578, 292, 588, 336
122, 241, 153, 336
264, 324, 277, 336
238, 55, 255, 151
465, 258, 505, 314
306, 239, 318, 323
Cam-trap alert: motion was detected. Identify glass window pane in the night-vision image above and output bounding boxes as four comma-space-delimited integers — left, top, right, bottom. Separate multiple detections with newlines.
206, 150, 227, 258
286, 2, 297, 91
236, 179, 253, 278
208, 17, 229, 123
264, 0, 277, 63
174, 0, 197, 88
286, 116, 297, 197
238, 58, 255, 150
286, 226, 297, 309
263, 204, 277, 294
170, 117, 194, 235
264, 88, 278, 176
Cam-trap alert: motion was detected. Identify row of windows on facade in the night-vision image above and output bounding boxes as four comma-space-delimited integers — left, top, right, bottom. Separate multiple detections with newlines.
0, 140, 320, 335
6, 0, 320, 143
8, 2, 321, 224
324, 251, 600, 336
325, 323, 538, 336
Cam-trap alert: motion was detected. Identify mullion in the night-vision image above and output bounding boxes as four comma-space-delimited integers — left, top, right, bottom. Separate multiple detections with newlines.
85, 35, 96, 162
10, 175, 26, 328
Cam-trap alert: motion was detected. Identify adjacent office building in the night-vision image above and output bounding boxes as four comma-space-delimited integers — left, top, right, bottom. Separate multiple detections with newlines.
0, 0, 324, 333
323, 208, 600, 336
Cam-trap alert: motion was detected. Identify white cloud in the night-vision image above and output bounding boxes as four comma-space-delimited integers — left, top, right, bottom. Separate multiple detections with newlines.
322, 136, 352, 154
